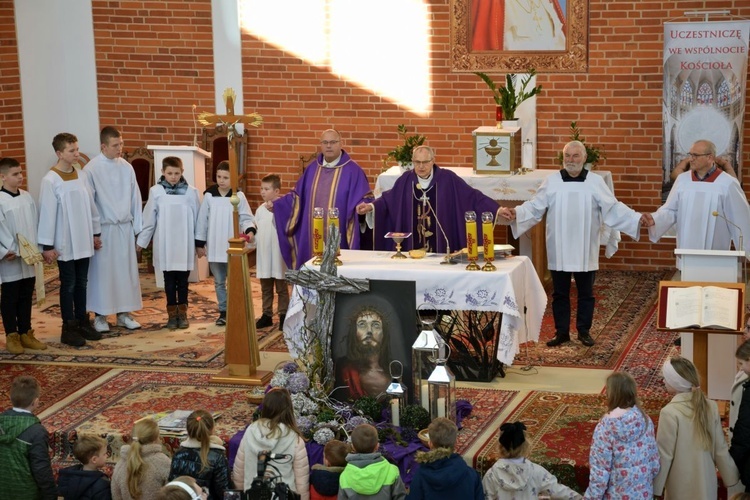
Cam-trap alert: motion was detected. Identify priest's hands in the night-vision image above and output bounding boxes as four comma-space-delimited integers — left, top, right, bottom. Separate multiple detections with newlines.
356, 202, 373, 215
498, 207, 516, 221
42, 249, 58, 265
196, 247, 207, 258
640, 213, 655, 227
93, 236, 102, 250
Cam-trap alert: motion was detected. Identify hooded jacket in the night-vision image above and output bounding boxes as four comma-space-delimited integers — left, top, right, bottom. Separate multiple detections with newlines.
57, 464, 112, 500
482, 457, 580, 500
169, 436, 230, 500
406, 447, 483, 500
0, 409, 56, 500
338, 452, 406, 500
309, 464, 344, 500
584, 406, 659, 499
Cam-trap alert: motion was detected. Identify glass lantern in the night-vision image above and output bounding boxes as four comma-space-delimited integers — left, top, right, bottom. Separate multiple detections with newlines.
412, 305, 440, 411
386, 361, 406, 427
427, 342, 456, 421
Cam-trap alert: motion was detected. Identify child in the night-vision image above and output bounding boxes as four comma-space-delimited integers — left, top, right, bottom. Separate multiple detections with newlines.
137, 156, 200, 330
232, 387, 309, 498
195, 161, 255, 326
157, 476, 207, 500
309, 439, 348, 500
0, 158, 47, 353
584, 371, 659, 499
730, 340, 750, 492
654, 356, 739, 498
339, 423, 406, 499
0, 375, 56, 499
407, 417, 483, 499
57, 434, 113, 500
37, 133, 102, 346
482, 421, 580, 499
254, 174, 289, 330
112, 418, 171, 500
169, 410, 230, 500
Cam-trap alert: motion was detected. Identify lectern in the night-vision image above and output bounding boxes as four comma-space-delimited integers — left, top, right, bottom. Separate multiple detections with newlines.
675, 248, 745, 400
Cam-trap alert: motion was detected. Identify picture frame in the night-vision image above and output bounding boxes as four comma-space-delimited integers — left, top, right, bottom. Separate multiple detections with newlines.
450, 0, 589, 73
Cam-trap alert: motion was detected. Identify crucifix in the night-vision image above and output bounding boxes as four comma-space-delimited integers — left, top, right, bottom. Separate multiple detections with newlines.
285, 225, 369, 392
198, 88, 268, 385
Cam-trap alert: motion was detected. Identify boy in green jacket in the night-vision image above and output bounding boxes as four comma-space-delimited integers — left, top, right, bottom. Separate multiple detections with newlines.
338, 424, 406, 499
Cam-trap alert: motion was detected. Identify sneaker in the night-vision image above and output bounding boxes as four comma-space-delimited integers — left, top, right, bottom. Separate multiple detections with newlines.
93, 315, 110, 333
215, 311, 226, 326
255, 314, 273, 329
116, 312, 141, 330
6, 333, 24, 354
20, 329, 47, 351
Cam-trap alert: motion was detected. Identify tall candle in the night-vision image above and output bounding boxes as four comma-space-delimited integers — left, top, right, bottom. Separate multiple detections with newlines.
313, 215, 324, 255
465, 219, 478, 259
390, 399, 400, 427
437, 397, 446, 418
482, 220, 494, 259
420, 383, 429, 411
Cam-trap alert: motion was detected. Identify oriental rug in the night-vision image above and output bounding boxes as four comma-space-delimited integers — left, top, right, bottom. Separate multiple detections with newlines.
513, 269, 675, 370
472, 391, 670, 493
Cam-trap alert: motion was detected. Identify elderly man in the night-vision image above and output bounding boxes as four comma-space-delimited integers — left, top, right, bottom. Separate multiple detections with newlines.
271, 129, 372, 269
500, 141, 645, 347
357, 145, 499, 253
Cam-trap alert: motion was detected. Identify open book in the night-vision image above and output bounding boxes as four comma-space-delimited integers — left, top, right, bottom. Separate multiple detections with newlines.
136, 410, 222, 437
665, 286, 739, 330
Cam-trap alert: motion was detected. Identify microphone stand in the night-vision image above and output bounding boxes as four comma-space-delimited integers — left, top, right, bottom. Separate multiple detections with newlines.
417, 185, 456, 265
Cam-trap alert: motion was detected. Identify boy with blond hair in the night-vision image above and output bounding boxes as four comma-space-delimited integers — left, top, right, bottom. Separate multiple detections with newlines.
57, 434, 112, 500
338, 424, 405, 499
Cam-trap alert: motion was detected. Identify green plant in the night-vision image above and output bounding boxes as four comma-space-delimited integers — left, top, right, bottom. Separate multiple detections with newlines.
353, 396, 383, 422
475, 70, 542, 121
556, 121, 607, 166
385, 124, 426, 165
400, 404, 430, 431
316, 408, 336, 423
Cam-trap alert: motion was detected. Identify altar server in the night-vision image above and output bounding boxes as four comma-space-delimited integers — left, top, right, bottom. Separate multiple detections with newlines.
137, 156, 200, 330
500, 140, 645, 347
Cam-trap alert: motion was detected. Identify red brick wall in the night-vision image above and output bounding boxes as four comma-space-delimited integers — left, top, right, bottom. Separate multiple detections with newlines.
0, 0, 25, 185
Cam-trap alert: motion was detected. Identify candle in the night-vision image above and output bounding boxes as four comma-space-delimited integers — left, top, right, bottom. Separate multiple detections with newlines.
390, 399, 400, 427
482, 221, 494, 259
421, 383, 429, 411
313, 215, 324, 255
465, 212, 478, 259
437, 397, 446, 418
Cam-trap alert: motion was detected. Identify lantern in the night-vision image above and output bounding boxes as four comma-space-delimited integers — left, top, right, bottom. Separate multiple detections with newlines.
412, 305, 440, 411
427, 342, 456, 421
386, 361, 406, 427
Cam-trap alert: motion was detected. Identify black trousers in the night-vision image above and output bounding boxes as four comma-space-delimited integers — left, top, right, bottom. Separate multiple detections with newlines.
550, 270, 596, 336
57, 258, 89, 322
1, 277, 35, 334
163, 271, 190, 306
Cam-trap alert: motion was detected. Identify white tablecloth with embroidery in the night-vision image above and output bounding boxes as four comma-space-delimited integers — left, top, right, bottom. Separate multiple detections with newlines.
284, 249, 547, 366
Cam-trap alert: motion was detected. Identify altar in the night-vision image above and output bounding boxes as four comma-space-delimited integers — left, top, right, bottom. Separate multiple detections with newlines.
284, 249, 547, 367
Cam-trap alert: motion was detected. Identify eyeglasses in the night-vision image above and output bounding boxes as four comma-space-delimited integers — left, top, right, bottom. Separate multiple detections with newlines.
687, 153, 711, 158
320, 140, 340, 146
412, 160, 433, 166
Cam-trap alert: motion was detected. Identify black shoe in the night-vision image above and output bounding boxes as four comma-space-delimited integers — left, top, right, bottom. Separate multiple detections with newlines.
77, 315, 103, 341
546, 333, 570, 347
278, 314, 286, 330
255, 314, 273, 328
215, 311, 226, 326
578, 332, 595, 347
61, 321, 86, 347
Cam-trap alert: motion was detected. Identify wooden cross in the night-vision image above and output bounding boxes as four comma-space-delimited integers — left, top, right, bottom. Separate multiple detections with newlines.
286, 225, 369, 392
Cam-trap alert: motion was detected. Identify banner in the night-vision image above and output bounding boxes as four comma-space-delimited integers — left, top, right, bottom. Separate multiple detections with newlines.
662, 20, 750, 201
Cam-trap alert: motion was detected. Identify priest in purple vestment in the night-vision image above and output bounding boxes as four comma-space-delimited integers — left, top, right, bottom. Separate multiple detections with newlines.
272, 129, 373, 269
357, 145, 500, 254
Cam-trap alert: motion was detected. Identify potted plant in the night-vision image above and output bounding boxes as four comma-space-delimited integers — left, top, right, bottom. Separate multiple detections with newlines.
384, 124, 427, 170
556, 121, 607, 168
475, 69, 542, 127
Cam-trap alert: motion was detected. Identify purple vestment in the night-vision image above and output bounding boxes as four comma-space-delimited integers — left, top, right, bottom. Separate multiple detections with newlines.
274, 150, 372, 269
373, 165, 500, 253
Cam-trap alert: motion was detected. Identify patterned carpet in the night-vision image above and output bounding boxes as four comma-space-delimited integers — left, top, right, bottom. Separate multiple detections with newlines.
513, 269, 675, 369
454, 388, 518, 454
472, 391, 670, 494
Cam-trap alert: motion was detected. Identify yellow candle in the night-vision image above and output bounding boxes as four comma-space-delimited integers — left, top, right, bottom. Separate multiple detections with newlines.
466, 219, 478, 259
482, 221, 494, 259
313, 216, 324, 255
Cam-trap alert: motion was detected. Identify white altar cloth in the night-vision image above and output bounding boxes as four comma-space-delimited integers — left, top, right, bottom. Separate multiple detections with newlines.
284, 249, 548, 367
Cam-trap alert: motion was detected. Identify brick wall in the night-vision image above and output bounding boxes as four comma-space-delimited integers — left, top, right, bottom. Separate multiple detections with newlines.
0, 0, 25, 185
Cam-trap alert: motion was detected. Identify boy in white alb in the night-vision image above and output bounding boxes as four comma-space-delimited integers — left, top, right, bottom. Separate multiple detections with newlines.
37, 133, 102, 347
195, 161, 256, 326
137, 156, 200, 330
0, 158, 47, 354
255, 174, 289, 330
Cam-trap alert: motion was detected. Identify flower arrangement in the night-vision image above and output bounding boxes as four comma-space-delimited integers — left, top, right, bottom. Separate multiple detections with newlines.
556, 121, 607, 166
385, 124, 427, 166
475, 69, 542, 121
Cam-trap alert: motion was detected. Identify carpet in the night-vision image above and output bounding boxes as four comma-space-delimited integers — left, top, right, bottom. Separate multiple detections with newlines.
454, 387, 518, 454
472, 391, 670, 493
513, 269, 675, 369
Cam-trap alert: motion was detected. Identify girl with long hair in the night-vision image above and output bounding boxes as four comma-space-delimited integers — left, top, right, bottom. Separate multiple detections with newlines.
654, 356, 739, 498
168, 410, 229, 500
112, 418, 171, 499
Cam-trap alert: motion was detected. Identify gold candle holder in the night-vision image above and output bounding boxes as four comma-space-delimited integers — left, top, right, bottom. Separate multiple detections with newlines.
312, 207, 324, 265
328, 207, 342, 265
465, 211, 480, 271
481, 211, 496, 272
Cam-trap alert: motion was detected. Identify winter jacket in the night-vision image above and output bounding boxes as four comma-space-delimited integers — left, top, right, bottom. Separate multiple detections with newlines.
584, 406, 659, 499
0, 409, 56, 500
169, 436, 231, 500
730, 377, 750, 490
482, 457, 580, 500
111, 443, 171, 500
232, 420, 309, 500
57, 464, 112, 500
309, 464, 344, 500
406, 447, 483, 500
338, 452, 406, 500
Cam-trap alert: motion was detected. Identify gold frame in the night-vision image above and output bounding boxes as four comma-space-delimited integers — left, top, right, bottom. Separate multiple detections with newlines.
450, 0, 589, 73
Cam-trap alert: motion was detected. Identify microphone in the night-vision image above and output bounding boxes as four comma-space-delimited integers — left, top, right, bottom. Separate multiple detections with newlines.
258, 451, 291, 461
192, 104, 199, 147
712, 210, 744, 254
416, 185, 456, 265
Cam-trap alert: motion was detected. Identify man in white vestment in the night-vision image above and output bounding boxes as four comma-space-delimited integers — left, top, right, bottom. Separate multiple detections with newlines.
83, 126, 143, 332
500, 141, 645, 347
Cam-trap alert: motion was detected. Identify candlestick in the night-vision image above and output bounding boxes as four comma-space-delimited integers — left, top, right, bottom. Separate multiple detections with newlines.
465, 211, 479, 271
390, 399, 400, 427
312, 207, 324, 265
328, 207, 342, 265
481, 211, 496, 271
